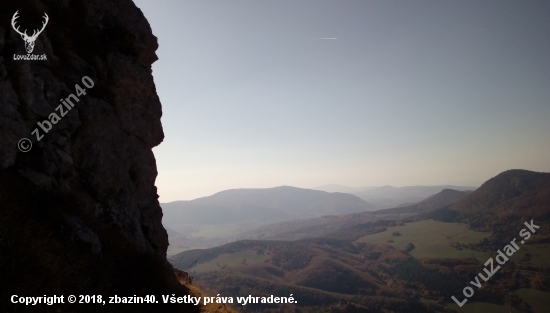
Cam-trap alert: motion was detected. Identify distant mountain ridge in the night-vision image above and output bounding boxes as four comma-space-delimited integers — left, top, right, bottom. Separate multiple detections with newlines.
161, 186, 376, 253
238, 188, 473, 242
162, 184, 481, 253
314, 184, 477, 209
162, 186, 375, 225
373, 189, 472, 215
314, 184, 376, 194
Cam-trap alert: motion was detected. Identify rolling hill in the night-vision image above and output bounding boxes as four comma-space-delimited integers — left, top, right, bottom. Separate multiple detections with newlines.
161, 186, 376, 253
171, 238, 441, 312
353, 185, 477, 208
172, 216, 549, 313
419, 170, 550, 248
373, 189, 472, 215
171, 170, 550, 312
239, 188, 472, 241
315, 184, 478, 209
162, 186, 375, 225
450, 170, 550, 220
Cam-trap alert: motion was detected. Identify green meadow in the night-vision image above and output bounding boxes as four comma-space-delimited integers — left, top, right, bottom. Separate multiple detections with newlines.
355, 219, 491, 260
448, 302, 520, 313
451, 289, 550, 313
508, 243, 550, 268
516, 288, 550, 313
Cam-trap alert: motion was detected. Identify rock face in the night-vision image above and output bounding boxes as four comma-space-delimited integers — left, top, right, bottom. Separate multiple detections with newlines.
0, 0, 167, 255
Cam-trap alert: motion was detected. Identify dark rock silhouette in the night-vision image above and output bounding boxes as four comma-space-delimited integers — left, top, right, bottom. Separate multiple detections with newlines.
1, 0, 166, 255
0, 1, 199, 312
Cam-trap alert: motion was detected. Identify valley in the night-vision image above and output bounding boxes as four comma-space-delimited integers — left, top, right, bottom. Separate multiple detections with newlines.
162, 185, 476, 254
169, 170, 550, 312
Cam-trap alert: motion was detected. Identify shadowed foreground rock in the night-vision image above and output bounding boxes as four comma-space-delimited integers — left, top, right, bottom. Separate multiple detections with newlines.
0, 0, 198, 312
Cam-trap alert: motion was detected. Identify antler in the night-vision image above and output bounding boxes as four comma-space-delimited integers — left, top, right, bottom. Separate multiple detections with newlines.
29, 13, 49, 39
11, 10, 28, 38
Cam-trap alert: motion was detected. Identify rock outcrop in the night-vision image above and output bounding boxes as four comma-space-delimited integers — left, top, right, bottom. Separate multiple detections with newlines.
1, 0, 166, 255
0, 1, 197, 312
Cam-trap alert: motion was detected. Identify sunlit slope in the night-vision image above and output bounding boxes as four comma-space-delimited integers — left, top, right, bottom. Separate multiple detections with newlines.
355, 219, 491, 260
450, 170, 550, 221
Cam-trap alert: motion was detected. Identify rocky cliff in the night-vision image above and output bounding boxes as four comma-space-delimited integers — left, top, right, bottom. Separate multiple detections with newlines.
0, 1, 197, 312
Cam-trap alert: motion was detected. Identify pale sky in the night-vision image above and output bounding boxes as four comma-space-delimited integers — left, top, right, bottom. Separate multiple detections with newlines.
132, 0, 550, 202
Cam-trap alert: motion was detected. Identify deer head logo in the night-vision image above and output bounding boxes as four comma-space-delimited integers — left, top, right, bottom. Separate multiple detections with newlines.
11, 11, 49, 54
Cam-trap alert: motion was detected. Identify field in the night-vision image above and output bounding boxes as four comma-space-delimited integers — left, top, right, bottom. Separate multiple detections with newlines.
448, 302, 520, 313
508, 243, 550, 268
355, 219, 491, 260
189, 249, 269, 273
516, 288, 550, 313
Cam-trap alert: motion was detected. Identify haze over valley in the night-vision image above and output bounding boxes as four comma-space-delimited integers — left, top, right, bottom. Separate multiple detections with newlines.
170, 169, 550, 313
162, 184, 476, 254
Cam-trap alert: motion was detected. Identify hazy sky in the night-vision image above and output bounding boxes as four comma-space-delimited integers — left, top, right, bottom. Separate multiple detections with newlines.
133, 0, 550, 202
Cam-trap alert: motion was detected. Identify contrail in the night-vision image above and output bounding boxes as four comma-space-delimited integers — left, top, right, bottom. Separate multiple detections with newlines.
314, 38, 337, 40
